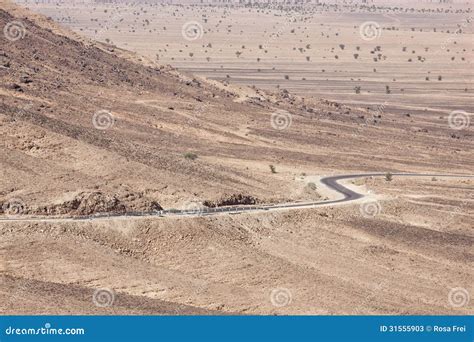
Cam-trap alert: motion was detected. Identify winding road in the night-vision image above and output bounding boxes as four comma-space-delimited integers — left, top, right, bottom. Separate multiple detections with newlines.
0, 173, 472, 222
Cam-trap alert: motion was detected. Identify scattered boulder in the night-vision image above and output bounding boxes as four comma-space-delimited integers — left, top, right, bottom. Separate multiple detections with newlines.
9, 83, 23, 92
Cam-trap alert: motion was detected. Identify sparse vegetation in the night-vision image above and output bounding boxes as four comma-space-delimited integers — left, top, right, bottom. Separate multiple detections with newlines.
184, 152, 198, 161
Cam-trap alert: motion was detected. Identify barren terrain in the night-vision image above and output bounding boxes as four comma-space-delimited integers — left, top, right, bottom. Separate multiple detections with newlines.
0, 0, 473, 315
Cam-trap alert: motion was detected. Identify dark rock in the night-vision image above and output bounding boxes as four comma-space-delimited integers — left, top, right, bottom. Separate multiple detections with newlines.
204, 194, 259, 208
20, 75, 33, 84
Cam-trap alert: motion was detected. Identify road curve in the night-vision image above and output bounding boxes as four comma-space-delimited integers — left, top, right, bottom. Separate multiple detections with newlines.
0, 173, 472, 222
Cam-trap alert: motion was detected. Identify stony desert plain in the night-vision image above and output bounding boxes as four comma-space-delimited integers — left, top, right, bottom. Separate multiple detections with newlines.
0, 0, 473, 315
